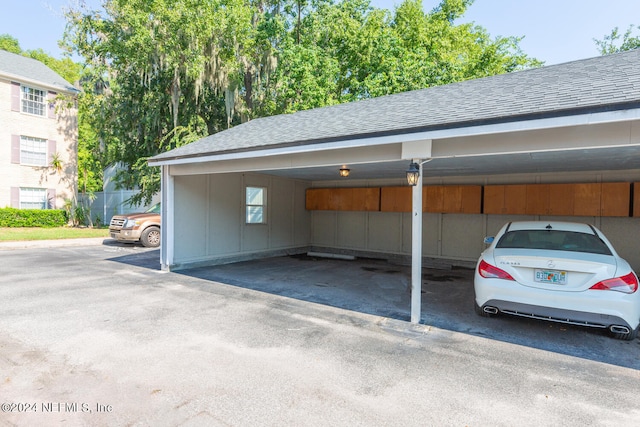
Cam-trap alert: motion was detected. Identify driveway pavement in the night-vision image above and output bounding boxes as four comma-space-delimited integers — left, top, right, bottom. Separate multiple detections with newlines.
1, 240, 639, 426
186, 254, 640, 370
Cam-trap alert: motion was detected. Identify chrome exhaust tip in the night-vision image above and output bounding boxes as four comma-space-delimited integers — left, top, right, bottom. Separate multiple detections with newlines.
483, 306, 499, 315
610, 325, 630, 334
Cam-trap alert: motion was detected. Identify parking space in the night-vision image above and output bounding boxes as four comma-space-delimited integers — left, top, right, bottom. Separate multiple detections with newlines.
181, 254, 640, 369
1, 242, 639, 425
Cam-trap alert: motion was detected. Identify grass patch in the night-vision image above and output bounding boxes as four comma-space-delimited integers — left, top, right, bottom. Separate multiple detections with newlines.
0, 227, 110, 242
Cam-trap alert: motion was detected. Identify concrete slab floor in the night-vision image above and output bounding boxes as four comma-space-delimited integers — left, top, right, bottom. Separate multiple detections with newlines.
0, 243, 639, 426
180, 254, 640, 370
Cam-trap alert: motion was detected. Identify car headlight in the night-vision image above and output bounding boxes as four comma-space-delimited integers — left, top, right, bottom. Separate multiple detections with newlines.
124, 219, 139, 228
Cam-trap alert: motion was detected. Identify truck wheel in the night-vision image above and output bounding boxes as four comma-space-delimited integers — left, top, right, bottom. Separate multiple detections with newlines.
141, 226, 160, 248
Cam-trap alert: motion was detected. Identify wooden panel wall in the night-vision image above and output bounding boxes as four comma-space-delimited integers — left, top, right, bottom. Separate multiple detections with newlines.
306, 188, 380, 211
380, 187, 412, 212
483, 185, 526, 215
601, 183, 631, 217
548, 184, 575, 216
484, 182, 630, 217
307, 183, 632, 216
308, 185, 481, 213
426, 185, 482, 214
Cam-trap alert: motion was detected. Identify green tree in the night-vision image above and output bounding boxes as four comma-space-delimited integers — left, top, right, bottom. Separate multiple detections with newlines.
64, 0, 270, 205
63, 0, 540, 205
77, 89, 104, 194
595, 25, 640, 54
0, 34, 21, 53
262, 0, 540, 112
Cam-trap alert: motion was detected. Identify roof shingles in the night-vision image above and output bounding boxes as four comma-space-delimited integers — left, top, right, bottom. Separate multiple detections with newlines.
0, 50, 77, 93
152, 49, 640, 162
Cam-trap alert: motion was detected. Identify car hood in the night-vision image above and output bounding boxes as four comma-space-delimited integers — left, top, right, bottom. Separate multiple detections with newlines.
113, 212, 160, 220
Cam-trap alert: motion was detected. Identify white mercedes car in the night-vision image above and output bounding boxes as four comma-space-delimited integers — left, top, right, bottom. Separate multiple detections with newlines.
474, 221, 640, 340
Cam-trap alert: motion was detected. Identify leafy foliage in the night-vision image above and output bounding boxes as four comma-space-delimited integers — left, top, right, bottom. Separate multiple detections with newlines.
0, 208, 68, 228
0, 34, 21, 53
62, 0, 541, 205
77, 89, 104, 194
595, 25, 640, 54
63, 0, 261, 205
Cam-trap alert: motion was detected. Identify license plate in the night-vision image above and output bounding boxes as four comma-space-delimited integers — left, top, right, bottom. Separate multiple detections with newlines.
534, 269, 567, 285
110, 233, 117, 239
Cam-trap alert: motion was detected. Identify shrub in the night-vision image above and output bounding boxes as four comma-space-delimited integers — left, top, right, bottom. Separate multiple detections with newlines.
0, 208, 68, 227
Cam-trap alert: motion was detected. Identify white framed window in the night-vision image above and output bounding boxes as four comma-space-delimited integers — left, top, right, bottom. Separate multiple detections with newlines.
246, 186, 267, 224
20, 187, 47, 209
21, 85, 47, 116
20, 136, 47, 166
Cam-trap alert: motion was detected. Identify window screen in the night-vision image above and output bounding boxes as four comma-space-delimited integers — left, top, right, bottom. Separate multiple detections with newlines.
20, 187, 47, 209
246, 187, 266, 224
21, 86, 46, 116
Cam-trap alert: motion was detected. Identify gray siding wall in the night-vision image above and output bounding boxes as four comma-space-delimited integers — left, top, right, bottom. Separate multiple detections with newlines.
170, 169, 640, 272
310, 170, 640, 271
173, 173, 311, 266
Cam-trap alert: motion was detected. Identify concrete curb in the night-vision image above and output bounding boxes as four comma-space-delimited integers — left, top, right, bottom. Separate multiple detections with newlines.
0, 237, 116, 250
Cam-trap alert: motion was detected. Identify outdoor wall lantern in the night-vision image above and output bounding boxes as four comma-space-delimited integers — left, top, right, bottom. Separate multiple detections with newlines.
339, 167, 350, 177
406, 162, 420, 186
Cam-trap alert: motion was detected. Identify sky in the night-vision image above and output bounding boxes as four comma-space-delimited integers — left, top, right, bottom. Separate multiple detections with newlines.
1, 0, 639, 65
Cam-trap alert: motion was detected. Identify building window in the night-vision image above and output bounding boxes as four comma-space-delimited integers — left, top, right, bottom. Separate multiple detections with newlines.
20, 188, 47, 209
246, 186, 266, 224
21, 85, 46, 116
20, 136, 47, 166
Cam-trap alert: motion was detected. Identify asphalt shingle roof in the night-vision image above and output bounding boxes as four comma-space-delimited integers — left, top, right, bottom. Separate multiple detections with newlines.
152, 49, 640, 162
0, 50, 78, 93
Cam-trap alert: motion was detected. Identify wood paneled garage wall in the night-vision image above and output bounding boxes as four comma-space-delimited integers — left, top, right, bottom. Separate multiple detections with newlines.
307, 185, 483, 214
307, 182, 635, 217
484, 182, 631, 217
307, 179, 640, 271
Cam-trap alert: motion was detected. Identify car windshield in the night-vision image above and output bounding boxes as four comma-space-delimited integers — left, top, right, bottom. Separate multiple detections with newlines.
495, 230, 612, 255
145, 203, 161, 214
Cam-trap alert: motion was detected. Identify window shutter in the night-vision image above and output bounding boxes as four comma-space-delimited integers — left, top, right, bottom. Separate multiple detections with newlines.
48, 140, 57, 165
48, 91, 57, 119
10, 187, 19, 208
11, 135, 20, 164
11, 82, 20, 111
47, 189, 57, 209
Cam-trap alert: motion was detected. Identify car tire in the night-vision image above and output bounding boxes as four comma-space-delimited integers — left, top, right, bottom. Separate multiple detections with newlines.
610, 326, 638, 341
140, 226, 161, 248
474, 301, 496, 318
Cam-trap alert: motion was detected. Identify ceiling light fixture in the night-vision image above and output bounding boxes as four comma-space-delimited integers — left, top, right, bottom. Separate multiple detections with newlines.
339, 167, 350, 177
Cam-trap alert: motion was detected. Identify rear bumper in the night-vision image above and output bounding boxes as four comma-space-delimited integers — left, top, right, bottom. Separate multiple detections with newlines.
481, 299, 633, 329
475, 273, 640, 330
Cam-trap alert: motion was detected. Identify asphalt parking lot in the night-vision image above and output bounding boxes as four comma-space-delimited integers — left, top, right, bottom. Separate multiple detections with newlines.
1, 240, 639, 426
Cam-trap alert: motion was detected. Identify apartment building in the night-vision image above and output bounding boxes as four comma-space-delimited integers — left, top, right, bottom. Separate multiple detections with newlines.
0, 49, 79, 210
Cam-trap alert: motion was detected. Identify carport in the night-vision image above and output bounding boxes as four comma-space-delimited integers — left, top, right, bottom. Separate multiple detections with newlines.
149, 50, 640, 324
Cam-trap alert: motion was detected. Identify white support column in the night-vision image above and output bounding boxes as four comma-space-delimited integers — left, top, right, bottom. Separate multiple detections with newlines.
160, 165, 175, 271
410, 159, 423, 324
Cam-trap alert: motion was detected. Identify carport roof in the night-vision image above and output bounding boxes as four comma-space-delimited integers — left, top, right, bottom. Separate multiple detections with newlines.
150, 49, 640, 164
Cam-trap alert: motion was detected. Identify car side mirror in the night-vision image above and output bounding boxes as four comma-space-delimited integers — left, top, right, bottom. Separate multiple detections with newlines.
483, 236, 494, 245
